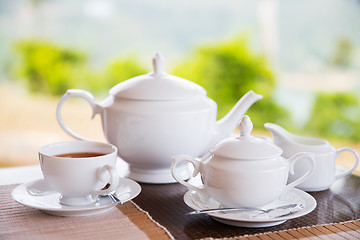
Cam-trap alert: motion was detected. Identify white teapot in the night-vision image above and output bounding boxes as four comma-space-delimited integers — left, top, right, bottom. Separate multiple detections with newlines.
57, 53, 263, 183
171, 116, 316, 207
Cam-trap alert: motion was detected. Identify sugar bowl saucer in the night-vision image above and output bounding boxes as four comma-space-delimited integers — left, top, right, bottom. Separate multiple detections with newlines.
183, 188, 316, 228
12, 177, 141, 217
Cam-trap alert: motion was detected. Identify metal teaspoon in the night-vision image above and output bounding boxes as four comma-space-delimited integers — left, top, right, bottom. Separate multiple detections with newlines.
186, 203, 303, 215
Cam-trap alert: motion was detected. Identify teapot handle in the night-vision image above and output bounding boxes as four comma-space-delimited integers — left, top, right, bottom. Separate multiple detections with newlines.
56, 89, 102, 141
171, 155, 207, 195
284, 152, 315, 192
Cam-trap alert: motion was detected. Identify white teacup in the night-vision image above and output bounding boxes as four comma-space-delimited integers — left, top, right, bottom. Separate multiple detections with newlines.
38, 141, 119, 206
288, 147, 359, 192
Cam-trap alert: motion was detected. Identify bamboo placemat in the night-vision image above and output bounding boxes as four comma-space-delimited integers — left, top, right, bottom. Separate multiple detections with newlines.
0, 184, 173, 240
3, 173, 359, 240
201, 220, 360, 239
133, 174, 360, 239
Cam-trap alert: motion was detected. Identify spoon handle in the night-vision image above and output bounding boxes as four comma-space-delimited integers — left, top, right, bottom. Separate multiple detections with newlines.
108, 193, 123, 204
186, 203, 302, 215
185, 207, 264, 215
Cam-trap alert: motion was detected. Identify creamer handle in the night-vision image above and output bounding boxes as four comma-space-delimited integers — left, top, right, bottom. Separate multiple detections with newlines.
284, 152, 315, 192
171, 155, 206, 195
56, 89, 102, 141
335, 147, 359, 180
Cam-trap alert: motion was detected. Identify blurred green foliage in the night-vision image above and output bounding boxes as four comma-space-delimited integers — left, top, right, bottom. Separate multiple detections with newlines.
10, 38, 360, 141
172, 36, 290, 128
14, 40, 87, 95
330, 37, 353, 68
306, 92, 360, 140
77, 57, 149, 96
12, 40, 148, 96
100, 58, 148, 92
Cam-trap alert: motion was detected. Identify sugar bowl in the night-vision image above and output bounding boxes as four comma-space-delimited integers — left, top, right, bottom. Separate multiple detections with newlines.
171, 115, 315, 208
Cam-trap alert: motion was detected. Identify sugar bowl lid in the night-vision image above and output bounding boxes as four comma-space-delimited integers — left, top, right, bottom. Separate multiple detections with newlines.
209, 115, 282, 160
109, 53, 206, 100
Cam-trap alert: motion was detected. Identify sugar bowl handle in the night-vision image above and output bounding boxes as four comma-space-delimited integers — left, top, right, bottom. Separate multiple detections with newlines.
171, 155, 207, 195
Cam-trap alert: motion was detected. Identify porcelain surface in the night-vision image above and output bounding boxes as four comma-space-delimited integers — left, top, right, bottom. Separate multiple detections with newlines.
183, 188, 317, 228
39, 141, 119, 206
12, 177, 141, 217
56, 53, 262, 183
172, 116, 315, 208
265, 123, 359, 191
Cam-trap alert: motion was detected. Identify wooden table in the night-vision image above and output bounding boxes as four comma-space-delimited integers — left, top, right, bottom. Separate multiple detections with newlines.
1, 164, 360, 239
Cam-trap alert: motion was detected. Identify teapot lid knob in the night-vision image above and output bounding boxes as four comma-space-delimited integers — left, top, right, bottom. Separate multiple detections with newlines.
152, 52, 164, 75
239, 115, 253, 137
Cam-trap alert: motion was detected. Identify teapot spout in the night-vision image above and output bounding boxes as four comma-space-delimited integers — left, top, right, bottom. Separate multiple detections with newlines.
212, 90, 262, 145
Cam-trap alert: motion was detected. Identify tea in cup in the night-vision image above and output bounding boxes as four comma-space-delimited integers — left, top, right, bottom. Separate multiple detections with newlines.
38, 141, 119, 206
265, 123, 359, 191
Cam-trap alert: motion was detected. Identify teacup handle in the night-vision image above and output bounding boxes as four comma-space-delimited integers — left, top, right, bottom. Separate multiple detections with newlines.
92, 165, 119, 198
56, 89, 102, 141
335, 147, 359, 180
284, 152, 316, 192
171, 155, 207, 196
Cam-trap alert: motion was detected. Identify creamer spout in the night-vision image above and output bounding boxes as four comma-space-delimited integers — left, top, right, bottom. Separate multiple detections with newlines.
264, 123, 292, 146
264, 122, 330, 157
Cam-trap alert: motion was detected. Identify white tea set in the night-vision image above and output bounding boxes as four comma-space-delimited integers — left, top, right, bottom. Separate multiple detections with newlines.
56, 52, 263, 183
12, 53, 359, 226
171, 114, 358, 227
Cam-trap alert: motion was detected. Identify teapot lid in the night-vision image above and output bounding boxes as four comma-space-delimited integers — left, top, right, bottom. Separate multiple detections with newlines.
209, 115, 282, 160
109, 53, 206, 100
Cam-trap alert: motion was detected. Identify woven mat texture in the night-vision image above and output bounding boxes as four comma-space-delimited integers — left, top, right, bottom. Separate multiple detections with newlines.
2, 174, 360, 240
133, 175, 360, 239
0, 184, 172, 240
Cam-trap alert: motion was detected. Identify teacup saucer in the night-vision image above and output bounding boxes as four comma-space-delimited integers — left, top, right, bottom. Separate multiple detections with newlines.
184, 188, 316, 228
12, 177, 141, 217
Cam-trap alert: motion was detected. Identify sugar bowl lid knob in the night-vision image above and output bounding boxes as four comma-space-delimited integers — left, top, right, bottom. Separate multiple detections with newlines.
209, 114, 282, 159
